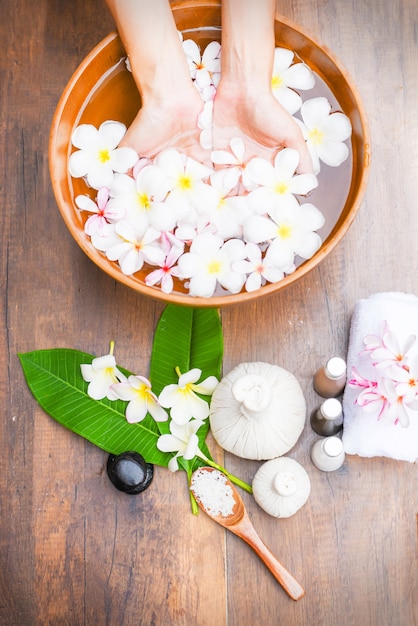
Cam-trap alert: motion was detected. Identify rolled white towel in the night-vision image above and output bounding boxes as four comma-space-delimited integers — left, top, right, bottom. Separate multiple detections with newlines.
342, 292, 418, 463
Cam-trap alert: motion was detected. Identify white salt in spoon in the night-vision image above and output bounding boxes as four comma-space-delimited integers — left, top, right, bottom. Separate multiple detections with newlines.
190, 467, 305, 601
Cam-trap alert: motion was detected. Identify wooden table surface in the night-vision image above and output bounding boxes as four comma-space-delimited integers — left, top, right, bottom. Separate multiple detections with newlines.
1, 0, 417, 624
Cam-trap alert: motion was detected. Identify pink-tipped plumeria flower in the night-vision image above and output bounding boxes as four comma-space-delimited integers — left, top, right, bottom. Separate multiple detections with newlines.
145, 240, 184, 294
361, 321, 390, 355
158, 366, 219, 425
245, 148, 318, 215
80, 342, 127, 401
348, 366, 377, 390
211, 137, 256, 191
297, 97, 352, 175
369, 328, 416, 370
182, 39, 221, 98
156, 418, 206, 472
75, 187, 125, 237
69, 121, 138, 189
387, 355, 418, 406
271, 47, 315, 115
356, 377, 412, 427
111, 375, 168, 424
232, 242, 288, 292
105, 220, 165, 276
177, 233, 246, 298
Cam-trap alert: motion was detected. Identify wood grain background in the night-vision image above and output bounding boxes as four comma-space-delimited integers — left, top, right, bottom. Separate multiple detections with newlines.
1, 0, 417, 624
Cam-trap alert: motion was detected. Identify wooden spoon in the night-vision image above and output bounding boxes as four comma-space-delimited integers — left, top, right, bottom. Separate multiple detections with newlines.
190, 467, 305, 601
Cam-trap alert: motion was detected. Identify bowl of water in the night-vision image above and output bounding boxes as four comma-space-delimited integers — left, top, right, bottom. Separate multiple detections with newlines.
49, 0, 370, 307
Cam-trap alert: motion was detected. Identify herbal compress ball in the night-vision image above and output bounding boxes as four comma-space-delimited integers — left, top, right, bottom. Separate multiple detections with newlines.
209, 362, 306, 460
252, 457, 311, 518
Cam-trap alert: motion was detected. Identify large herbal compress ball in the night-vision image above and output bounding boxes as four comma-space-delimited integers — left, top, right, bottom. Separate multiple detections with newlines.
209, 362, 306, 460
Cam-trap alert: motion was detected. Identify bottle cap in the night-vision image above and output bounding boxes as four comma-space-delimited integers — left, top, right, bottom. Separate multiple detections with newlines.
323, 436, 344, 458
325, 357, 346, 380
321, 398, 342, 420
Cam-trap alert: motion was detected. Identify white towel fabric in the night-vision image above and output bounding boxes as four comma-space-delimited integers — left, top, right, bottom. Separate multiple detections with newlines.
342, 292, 418, 463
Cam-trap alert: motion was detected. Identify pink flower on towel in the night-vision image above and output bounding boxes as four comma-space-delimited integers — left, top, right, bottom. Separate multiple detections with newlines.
351, 321, 418, 427
356, 377, 411, 427
362, 319, 416, 369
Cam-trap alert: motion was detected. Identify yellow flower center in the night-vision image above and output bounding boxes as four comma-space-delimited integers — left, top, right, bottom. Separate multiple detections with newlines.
308, 128, 324, 145
277, 224, 293, 239
271, 75, 283, 90
207, 260, 222, 274
135, 383, 151, 399
274, 181, 289, 195
98, 148, 111, 163
137, 192, 151, 210
177, 174, 192, 191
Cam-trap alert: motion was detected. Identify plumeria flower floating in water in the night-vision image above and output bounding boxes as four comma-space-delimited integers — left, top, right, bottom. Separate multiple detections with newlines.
297, 97, 352, 175
271, 47, 316, 115
182, 38, 221, 102
69, 121, 138, 190
348, 321, 418, 427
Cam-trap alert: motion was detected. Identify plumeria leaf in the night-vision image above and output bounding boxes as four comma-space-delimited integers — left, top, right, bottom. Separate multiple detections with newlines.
150, 305, 223, 467
18, 348, 172, 467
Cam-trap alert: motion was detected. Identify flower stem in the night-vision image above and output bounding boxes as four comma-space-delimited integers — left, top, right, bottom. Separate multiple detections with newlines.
200, 455, 253, 494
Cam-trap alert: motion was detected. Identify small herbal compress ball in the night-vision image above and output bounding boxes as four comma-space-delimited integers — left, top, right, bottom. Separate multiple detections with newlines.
252, 457, 311, 518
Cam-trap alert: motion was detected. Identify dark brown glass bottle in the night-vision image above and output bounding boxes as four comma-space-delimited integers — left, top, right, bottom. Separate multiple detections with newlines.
310, 398, 343, 436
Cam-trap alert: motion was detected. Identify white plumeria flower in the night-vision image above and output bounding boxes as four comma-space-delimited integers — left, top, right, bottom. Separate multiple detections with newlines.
177, 233, 246, 298
245, 148, 318, 215
211, 137, 256, 191
159, 367, 219, 425
76, 187, 125, 237
298, 97, 352, 174
69, 121, 138, 190
200, 173, 251, 239
182, 39, 221, 93
108, 164, 174, 232
157, 418, 205, 472
105, 220, 164, 275
271, 48, 315, 114
154, 148, 217, 222
232, 242, 288, 292
110, 375, 168, 424
244, 202, 325, 264
80, 342, 127, 401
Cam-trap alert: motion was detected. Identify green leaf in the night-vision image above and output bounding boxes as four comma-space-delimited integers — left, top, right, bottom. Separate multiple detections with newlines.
18, 348, 172, 467
149, 305, 223, 469
150, 305, 223, 393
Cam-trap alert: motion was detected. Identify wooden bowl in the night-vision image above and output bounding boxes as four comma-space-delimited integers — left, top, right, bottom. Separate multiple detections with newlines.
49, 0, 370, 308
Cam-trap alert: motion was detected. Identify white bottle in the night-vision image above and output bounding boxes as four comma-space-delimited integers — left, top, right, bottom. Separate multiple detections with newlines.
310, 398, 343, 436
311, 436, 345, 472
313, 357, 347, 398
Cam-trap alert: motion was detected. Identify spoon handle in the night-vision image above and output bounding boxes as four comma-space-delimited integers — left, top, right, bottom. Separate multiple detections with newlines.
231, 517, 305, 601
